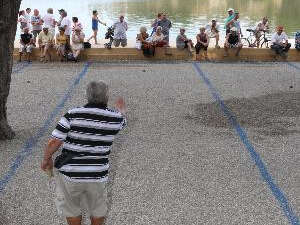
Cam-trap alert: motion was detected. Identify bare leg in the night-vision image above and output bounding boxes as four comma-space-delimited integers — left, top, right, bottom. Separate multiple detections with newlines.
215, 33, 220, 48
235, 44, 242, 56
224, 44, 229, 56
19, 53, 22, 62
94, 30, 98, 44
66, 216, 82, 225
91, 217, 105, 225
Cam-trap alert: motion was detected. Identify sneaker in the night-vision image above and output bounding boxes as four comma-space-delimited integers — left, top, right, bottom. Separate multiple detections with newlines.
215, 44, 220, 49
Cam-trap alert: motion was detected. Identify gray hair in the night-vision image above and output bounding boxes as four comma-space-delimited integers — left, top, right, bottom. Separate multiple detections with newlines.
86, 81, 109, 105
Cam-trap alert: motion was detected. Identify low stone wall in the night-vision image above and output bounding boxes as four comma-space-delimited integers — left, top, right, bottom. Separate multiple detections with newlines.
13, 47, 300, 62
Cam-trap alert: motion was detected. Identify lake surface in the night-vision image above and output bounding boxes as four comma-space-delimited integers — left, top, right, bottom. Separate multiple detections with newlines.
18, 0, 300, 46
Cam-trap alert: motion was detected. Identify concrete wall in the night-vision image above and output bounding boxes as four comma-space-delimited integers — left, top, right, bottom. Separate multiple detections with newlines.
14, 47, 300, 62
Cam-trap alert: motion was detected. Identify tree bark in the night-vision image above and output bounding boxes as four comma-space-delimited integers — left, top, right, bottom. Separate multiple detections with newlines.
0, 0, 22, 140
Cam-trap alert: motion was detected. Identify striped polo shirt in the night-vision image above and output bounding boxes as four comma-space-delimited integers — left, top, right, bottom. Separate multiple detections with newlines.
51, 103, 126, 182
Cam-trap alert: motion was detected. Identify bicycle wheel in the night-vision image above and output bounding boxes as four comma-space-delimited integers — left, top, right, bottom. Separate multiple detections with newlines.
247, 35, 256, 47
241, 38, 249, 47
261, 38, 270, 48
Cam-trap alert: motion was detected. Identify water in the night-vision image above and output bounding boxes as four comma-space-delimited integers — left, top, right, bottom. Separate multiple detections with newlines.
18, 0, 300, 46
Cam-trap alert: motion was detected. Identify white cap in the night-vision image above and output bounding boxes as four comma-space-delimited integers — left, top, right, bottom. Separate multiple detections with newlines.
227, 8, 234, 12
211, 18, 217, 21
43, 25, 50, 29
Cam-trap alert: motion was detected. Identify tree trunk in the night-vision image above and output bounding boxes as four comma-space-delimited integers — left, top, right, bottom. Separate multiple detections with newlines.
0, 0, 22, 140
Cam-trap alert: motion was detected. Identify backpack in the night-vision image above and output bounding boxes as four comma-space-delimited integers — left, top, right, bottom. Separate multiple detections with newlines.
83, 42, 91, 49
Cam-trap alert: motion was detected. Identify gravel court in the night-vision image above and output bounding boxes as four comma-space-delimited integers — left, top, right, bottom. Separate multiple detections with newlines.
0, 61, 297, 225
198, 62, 300, 223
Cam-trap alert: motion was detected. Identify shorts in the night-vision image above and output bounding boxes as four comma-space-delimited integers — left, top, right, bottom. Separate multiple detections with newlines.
32, 30, 41, 38
195, 42, 208, 54
228, 43, 239, 48
113, 39, 127, 47
19, 44, 33, 53
54, 171, 107, 218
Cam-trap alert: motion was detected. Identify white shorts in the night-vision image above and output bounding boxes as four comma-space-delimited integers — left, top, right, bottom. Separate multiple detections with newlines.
19, 44, 33, 53
54, 171, 107, 218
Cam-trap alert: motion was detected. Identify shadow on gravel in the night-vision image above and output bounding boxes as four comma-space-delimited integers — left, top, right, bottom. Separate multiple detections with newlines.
186, 91, 300, 136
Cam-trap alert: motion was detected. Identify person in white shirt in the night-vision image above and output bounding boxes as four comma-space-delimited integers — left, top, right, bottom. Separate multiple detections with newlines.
205, 19, 220, 48
113, 15, 128, 47
60, 10, 72, 45
271, 26, 291, 57
42, 8, 56, 35
25, 8, 31, 30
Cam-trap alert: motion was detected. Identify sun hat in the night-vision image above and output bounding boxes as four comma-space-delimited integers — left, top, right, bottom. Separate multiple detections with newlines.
211, 18, 217, 21
227, 8, 234, 12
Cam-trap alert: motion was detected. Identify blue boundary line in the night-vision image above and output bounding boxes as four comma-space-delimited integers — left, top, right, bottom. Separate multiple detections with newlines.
0, 62, 91, 193
286, 62, 300, 71
192, 62, 299, 225
12, 62, 31, 74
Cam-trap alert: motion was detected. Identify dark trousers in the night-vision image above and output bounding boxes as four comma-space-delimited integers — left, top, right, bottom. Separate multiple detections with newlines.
195, 43, 208, 54
271, 43, 291, 55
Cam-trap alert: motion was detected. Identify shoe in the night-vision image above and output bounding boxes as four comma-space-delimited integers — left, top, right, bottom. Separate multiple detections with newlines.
215, 45, 220, 49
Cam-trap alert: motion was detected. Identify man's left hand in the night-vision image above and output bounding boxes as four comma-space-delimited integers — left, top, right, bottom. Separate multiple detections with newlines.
41, 158, 54, 171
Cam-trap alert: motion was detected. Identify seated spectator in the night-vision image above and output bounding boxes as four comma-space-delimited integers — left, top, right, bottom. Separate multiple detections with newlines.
295, 32, 300, 51
72, 27, 85, 62
38, 26, 54, 62
176, 28, 194, 55
136, 27, 152, 56
113, 15, 128, 47
205, 19, 220, 48
19, 27, 34, 62
254, 17, 269, 48
232, 12, 242, 37
224, 27, 243, 57
151, 26, 167, 47
195, 27, 209, 59
55, 27, 67, 61
31, 9, 43, 45
72, 17, 83, 32
18, 10, 28, 31
271, 26, 291, 58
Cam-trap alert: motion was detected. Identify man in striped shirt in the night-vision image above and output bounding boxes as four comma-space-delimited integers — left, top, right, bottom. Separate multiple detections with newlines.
41, 81, 126, 225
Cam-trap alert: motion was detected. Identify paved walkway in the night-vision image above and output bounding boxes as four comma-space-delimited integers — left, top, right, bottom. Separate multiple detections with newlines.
0, 61, 299, 225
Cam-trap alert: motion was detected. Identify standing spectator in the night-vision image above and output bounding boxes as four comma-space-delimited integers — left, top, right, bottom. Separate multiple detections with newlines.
41, 81, 126, 225
56, 9, 65, 27
25, 8, 32, 29
232, 12, 242, 37
38, 26, 54, 62
55, 27, 67, 61
176, 28, 194, 55
19, 27, 34, 62
151, 13, 162, 36
72, 27, 85, 62
113, 15, 128, 47
295, 32, 300, 51
158, 13, 172, 45
271, 26, 291, 58
195, 27, 210, 60
205, 18, 220, 48
31, 9, 43, 45
60, 11, 72, 45
224, 27, 243, 57
254, 17, 269, 48
18, 10, 27, 31
42, 8, 56, 36
72, 17, 83, 32
224, 8, 235, 34
87, 10, 106, 45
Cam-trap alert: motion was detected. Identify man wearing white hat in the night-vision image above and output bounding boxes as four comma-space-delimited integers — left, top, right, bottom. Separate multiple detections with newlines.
225, 8, 235, 34
205, 18, 220, 48
224, 26, 243, 57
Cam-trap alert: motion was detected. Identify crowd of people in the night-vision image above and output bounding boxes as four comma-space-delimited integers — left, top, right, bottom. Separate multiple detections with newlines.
18, 7, 300, 62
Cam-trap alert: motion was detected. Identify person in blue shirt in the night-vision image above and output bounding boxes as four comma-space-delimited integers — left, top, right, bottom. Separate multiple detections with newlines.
87, 10, 106, 45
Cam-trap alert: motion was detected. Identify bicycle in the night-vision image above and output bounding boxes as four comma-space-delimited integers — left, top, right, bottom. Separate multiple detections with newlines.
241, 29, 271, 48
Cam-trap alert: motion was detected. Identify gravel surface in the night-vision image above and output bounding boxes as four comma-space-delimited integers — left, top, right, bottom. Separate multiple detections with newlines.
0, 61, 299, 225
